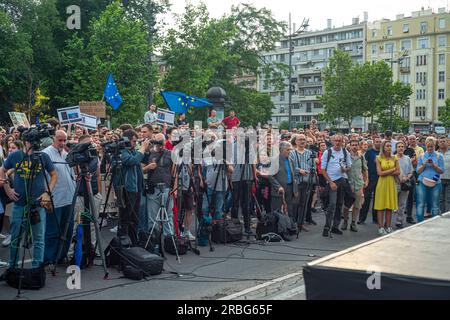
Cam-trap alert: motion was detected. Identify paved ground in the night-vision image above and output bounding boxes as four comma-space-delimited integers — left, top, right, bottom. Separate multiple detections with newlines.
0, 209, 387, 300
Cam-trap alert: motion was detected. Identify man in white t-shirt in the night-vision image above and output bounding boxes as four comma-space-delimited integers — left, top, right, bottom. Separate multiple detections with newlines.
144, 104, 157, 124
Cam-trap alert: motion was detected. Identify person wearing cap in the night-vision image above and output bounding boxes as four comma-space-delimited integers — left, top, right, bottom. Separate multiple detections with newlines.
416, 137, 445, 222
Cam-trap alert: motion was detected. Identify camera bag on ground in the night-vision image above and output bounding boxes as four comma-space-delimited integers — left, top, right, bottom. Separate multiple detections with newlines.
256, 212, 280, 242
119, 246, 164, 276
138, 230, 161, 255
274, 211, 297, 241
122, 265, 144, 281
163, 235, 188, 255
0, 266, 46, 290
104, 235, 133, 267
211, 219, 243, 244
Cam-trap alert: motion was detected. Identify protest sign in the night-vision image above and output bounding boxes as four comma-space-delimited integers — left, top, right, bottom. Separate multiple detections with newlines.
157, 108, 175, 125
57, 106, 82, 125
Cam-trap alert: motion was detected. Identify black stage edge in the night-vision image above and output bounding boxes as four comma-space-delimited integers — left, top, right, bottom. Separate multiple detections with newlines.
303, 212, 450, 300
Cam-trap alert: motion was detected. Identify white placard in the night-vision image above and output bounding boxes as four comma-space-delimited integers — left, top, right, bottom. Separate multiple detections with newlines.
157, 108, 175, 125
57, 106, 82, 125
8, 112, 30, 128
79, 113, 98, 130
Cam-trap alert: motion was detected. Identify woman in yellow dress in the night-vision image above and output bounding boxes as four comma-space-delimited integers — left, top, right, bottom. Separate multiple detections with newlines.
374, 140, 400, 236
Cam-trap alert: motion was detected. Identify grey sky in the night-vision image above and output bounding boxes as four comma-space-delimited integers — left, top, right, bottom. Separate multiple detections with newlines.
166, 0, 450, 31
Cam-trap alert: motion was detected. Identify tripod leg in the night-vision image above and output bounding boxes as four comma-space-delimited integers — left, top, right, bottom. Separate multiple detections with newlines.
99, 171, 115, 231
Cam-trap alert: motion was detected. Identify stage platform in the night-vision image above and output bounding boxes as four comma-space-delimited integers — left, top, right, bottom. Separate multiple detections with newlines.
303, 212, 450, 299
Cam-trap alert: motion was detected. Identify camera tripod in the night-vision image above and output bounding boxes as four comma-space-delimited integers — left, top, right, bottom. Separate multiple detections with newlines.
9, 149, 58, 298
296, 154, 318, 239
175, 163, 200, 255
145, 183, 181, 263
58, 163, 109, 279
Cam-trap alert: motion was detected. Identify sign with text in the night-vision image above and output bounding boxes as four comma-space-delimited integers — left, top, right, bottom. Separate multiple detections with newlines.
79, 101, 106, 118
157, 108, 175, 125
8, 112, 30, 128
80, 113, 98, 130
57, 106, 82, 125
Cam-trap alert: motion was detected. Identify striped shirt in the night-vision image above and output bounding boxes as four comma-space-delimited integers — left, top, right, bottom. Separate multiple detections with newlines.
289, 149, 313, 183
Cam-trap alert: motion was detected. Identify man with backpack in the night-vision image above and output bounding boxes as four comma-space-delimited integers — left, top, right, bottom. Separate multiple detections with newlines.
321, 134, 353, 237
342, 139, 368, 232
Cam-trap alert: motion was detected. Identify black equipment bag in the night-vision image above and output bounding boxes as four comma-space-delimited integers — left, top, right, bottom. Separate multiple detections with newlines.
122, 265, 144, 281
163, 235, 188, 256
119, 246, 164, 276
104, 235, 133, 267
256, 212, 280, 242
1, 267, 46, 290
211, 220, 243, 244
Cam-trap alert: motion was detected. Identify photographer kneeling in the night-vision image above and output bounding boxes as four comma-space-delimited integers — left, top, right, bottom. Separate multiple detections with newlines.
0, 136, 57, 268
142, 133, 175, 236
116, 130, 150, 245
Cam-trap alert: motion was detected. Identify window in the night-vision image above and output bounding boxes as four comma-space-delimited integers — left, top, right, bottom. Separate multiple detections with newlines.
420, 22, 428, 33
279, 106, 285, 114
439, 54, 445, 65
418, 38, 429, 49
292, 103, 300, 109
280, 91, 285, 101
387, 26, 393, 36
416, 89, 426, 100
306, 103, 312, 113
385, 43, 394, 53
415, 106, 426, 118
416, 55, 427, 66
372, 30, 377, 38
279, 54, 285, 62
403, 24, 409, 33
371, 44, 377, 54
400, 74, 410, 84
438, 35, 446, 48
401, 40, 411, 51
314, 102, 322, 108
416, 72, 427, 84
438, 89, 445, 100
439, 71, 445, 82
439, 18, 445, 29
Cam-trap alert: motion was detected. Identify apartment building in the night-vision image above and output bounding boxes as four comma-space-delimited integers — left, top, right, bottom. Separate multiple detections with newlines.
366, 7, 450, 133
259, 18, 367, 129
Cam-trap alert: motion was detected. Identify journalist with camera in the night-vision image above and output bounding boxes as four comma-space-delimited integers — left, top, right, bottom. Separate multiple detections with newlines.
142, 133, 175, 236
113, 130, 150, 245
0, 126, 57, 268
42, 130, 76, 265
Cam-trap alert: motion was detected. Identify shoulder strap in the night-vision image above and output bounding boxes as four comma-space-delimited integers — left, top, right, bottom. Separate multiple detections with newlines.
343, 148, 348, 166
325, 148, 332, 170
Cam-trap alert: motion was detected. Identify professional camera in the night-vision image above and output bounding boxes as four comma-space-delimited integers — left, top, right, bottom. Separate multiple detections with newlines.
149, 139, 164, 146
66, 142, 98, 167
101, 137, 131, 154
19, 124, 55, 148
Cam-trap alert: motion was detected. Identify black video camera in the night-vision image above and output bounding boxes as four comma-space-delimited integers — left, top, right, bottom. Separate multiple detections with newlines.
66, 142, 98, 167
149, 139, 164, 146
101, 137, 131, 154
19, 124, 55, 149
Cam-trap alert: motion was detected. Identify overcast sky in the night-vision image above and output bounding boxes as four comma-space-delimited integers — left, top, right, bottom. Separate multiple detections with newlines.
166, 0, 450, 30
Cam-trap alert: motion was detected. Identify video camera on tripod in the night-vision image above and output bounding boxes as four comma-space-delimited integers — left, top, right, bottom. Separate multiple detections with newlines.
101, 137, 132, 155
66, 142, 98, 167
19, 124, 55, 149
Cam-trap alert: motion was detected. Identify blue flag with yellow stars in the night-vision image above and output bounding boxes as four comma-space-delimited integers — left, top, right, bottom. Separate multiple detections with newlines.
104, 73, 123, 110
160, 91, 212, 113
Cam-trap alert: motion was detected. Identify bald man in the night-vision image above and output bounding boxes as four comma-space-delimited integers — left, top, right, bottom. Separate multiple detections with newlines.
42, 130, 77, 265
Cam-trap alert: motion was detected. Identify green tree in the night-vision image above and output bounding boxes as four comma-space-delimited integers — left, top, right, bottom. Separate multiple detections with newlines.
438, 98, 450, 131
63, 1, 153, 126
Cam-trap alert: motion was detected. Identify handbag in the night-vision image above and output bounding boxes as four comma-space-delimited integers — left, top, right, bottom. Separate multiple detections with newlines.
400, 179, 412, 191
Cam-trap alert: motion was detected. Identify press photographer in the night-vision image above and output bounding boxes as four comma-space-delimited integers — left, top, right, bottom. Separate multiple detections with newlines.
0, 125, 57, 269
111, 130, 149, 245
142, 133, 175, 236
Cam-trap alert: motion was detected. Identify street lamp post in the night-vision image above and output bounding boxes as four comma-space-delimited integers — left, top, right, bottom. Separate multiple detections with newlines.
287, 14, 309, 131
388, 51, 407, 131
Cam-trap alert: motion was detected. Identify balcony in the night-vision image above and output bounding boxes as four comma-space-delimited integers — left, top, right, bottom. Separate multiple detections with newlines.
298, 81, 322, 87
400, 66, 410, 73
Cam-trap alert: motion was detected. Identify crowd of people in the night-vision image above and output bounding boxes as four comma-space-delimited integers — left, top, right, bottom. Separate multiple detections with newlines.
0, 108, 449, 273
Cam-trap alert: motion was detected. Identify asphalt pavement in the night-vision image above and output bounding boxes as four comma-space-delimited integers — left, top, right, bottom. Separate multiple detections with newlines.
0, 208, 388, 300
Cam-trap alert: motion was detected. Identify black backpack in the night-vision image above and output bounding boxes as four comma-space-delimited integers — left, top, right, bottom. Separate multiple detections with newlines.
163, 235, 189, 256
0, 267, 46, 290
256, 212, 280, 242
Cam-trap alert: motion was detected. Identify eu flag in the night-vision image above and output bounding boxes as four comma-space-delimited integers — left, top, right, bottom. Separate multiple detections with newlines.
104, 73, 123, 110
161, 91, 212, 113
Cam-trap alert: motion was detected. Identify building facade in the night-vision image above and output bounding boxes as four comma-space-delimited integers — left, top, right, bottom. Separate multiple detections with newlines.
259, 19, 367, 129
366, 8, 450, 133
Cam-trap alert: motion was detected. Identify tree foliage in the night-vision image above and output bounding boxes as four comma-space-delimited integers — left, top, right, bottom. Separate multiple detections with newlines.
438, 98, 450, 131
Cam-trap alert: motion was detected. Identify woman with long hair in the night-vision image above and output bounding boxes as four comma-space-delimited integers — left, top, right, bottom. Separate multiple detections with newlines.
374, 140, 400, 235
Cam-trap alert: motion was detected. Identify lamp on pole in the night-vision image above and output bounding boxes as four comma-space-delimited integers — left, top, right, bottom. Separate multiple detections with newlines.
287, 14, 309, 131
388, 50, 408, 131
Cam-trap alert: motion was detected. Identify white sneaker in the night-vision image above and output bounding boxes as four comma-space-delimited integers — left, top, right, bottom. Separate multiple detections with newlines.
378, 228, 387, 236
2, 234, 11, 247
0, 259, 7, 268
386, 227, 393, 234
109, 226, 118, 233
0, 233, 7, 240
187, 231, 196, 241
